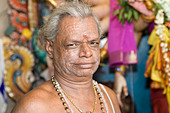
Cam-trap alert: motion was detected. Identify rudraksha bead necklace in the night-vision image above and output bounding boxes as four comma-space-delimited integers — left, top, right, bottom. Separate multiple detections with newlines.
51, 75, 107, 113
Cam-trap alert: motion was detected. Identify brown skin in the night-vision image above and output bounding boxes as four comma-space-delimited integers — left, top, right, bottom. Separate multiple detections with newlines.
128, 1, 154, 16
11, 16, 121, 113
47, 0, 110, 76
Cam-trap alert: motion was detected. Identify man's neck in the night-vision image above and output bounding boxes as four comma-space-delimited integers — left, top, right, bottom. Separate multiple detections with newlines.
54, 73, 94, 96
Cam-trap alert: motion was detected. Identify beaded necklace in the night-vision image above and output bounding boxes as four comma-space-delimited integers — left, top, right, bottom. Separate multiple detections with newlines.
51, 75, 107, 113
93, 81, 109, 113
61, 85, 97, 113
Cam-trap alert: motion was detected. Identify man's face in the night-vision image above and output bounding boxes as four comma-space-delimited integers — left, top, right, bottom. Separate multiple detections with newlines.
52, 16, 100, 78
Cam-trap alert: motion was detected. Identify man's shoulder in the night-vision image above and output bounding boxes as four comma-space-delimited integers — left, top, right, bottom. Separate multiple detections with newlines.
11, 81, 60, 113
99, 84, 118, 104
23, 81, 54, 101
99, 83, 121, 113
99, 83, 116, 96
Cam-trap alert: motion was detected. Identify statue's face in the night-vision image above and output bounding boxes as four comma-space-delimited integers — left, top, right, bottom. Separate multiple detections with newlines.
52, 16, 100, 79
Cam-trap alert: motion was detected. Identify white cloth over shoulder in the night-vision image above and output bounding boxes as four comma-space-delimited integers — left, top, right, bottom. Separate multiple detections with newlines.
99, 84, 115, 113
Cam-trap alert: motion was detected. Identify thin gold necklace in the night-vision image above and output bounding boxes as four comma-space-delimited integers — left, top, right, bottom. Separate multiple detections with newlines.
61, 83, 97, 113
51, 75, 106, 113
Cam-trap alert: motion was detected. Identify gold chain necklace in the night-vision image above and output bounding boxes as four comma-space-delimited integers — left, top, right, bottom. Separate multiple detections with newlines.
61, 83, 97, 113
51, 75, 106, 113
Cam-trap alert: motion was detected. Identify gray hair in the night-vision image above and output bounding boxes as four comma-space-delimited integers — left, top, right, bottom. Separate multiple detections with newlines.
39, 1, 102, 47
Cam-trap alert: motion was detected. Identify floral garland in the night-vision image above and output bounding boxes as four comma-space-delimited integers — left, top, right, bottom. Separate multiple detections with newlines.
113, 0, 170, 109
157, 0, 170, 21
113, 0, 170, 27
112, 0, 139, 25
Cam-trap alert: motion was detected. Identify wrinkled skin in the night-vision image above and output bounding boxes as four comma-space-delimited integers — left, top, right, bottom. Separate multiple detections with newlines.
81, 0, 154, 107
47, 16, 101, 81
47, 0, 154, 107
47, 0, 110, 76
83, 0, 154, 107
11, 16, 121, 113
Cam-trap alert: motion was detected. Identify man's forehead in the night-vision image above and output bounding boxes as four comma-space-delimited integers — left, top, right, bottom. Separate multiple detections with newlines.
58, 16, 99, 37
59, 16, 97, 29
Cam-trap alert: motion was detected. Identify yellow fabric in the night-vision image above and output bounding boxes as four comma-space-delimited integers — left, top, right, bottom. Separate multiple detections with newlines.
166, 86, 170, 113
148, 27, 160, 46
147, 21, 170, 113
148, 26, 170, 45
147, 25, 170, 93
147, 25, 170, 81
144, 46, 155, 78
151, 42, 162, 82
148, 27, 162, 82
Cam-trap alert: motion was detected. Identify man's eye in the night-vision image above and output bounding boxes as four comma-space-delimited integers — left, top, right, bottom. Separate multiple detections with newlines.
65, 43, 78, 49
67, 44, 76, 47
90, 42, 99, 45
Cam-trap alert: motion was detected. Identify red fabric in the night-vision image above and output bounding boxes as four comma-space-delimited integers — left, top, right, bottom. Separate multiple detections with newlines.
151, 88, 169, 113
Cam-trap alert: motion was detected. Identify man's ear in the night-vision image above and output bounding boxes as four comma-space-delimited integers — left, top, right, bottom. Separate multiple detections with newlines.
45, 39, 53, 59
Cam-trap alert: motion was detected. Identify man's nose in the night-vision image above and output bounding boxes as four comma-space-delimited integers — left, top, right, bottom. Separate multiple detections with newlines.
79, 43, 92, 58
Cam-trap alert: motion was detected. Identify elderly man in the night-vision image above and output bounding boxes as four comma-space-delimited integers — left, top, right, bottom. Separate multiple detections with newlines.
11, 2, 120, 113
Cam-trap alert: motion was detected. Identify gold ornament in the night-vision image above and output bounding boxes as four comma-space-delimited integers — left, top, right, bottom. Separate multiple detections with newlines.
2, 37, 35, 101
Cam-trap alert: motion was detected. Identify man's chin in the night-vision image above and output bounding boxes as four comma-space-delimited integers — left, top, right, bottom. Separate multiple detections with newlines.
74, 63, 99, 70
69, 65, 98, 77
78, 70, 97, 77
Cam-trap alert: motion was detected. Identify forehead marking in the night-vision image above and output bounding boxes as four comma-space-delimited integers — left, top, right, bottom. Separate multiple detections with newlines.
83, 34, 90, 39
